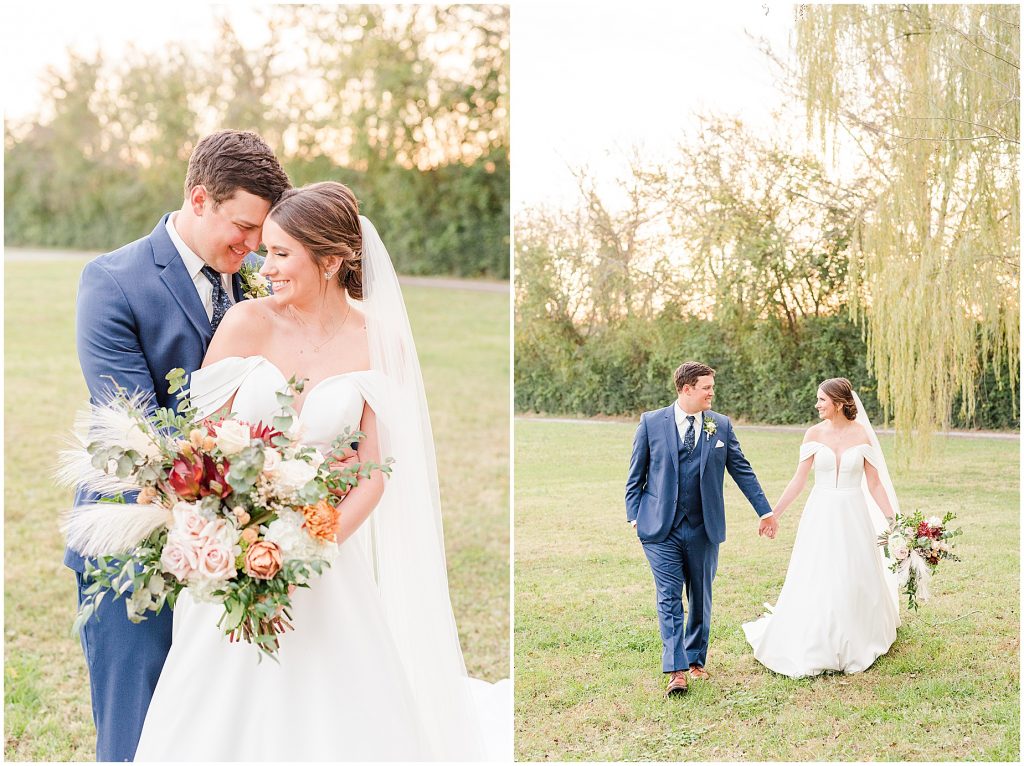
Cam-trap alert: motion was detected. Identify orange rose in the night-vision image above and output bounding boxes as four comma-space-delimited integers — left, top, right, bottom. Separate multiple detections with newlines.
301, 499, 340, 544
243, 540, 283, 580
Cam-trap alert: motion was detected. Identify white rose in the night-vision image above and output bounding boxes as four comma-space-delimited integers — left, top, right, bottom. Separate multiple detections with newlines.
171, 501, 208, 539
274, 459, 317, 495
926, 516, 943, 529
264, 510, 316, 560
198, 518, 241, 548
308, 449, 326, 469
887, 533, 910, 562
196, 539, 237, 581
160, 534, 200, 581
262, 447, 282, 475
214, 420, 252, 456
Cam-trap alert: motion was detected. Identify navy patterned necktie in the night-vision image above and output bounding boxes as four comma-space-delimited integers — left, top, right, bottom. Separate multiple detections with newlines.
201, 265, 232, 331
683, 415, 696, 457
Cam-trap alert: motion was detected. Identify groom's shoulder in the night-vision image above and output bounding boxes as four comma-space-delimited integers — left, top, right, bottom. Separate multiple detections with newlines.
639, 404, 673, 422
84, 229, 160, 282
706, 409, 732, 427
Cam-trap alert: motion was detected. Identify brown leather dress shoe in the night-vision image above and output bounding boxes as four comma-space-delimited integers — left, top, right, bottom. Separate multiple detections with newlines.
665, 670, 688, 697
689, 665, 710, 680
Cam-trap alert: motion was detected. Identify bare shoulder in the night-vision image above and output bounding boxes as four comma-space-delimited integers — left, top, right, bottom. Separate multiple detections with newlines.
348, 305, 368, 334
802, 423, 824, 443
849, 420, 872, 446
205, 298, 275, 362
338, 305, 371, 370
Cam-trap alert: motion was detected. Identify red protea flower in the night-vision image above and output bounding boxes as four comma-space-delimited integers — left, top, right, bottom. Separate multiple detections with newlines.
201, 453, 232, 499
916, 521, 942, 540
168, 452, 232, 500
169, 453, 204, 500
250, 421, 283, 444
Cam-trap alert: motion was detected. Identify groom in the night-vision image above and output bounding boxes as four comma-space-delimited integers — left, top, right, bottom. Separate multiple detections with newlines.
625, 361, 776, 696
66, 129, 290, 761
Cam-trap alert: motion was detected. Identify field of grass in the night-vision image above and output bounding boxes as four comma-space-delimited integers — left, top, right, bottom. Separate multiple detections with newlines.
3, 259, 509, 761
514, 418, 1019, 761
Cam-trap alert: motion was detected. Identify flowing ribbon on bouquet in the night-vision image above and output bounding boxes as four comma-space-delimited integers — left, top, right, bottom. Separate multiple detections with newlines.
896, 549, 932, 603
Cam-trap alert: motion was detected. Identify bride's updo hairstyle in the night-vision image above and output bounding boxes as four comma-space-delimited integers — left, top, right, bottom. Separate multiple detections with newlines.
267, 181, 363, 300
819, 377, 858, 421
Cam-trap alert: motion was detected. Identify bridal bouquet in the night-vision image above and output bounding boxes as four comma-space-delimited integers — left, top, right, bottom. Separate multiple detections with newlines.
878, 510, 961, 611
57, 369, 391, 657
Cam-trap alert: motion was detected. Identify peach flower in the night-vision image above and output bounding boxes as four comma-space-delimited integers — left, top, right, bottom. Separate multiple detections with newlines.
244, 541, 283, 580
301, 499, 341, 544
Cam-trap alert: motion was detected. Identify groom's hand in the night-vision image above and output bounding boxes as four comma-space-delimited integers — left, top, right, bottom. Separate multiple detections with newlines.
758, 515, 778, 539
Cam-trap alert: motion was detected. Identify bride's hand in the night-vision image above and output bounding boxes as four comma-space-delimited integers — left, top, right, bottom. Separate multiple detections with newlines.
327, 455, 360, 497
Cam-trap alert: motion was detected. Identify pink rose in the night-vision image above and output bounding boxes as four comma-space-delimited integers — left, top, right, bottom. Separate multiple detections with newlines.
161, 537, 199, 582
172, 502, 208, 538
197, 540, 237, 581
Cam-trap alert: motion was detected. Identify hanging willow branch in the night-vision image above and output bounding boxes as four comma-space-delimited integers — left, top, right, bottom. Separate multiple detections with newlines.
795, 4, 1020, 456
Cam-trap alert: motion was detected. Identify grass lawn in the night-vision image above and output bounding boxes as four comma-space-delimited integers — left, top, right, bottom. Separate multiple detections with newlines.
3, 259, 509, 761
514, 418, 1019, 761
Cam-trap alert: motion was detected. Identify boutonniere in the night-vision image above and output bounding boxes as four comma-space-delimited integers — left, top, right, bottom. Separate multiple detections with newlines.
239, 262, 270, 299
702, 415, 717, 441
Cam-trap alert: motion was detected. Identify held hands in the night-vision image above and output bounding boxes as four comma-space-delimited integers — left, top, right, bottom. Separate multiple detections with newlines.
758, 514, 779, 540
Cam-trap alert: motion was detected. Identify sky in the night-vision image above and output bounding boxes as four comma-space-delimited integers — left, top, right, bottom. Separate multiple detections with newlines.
4, 1, 800, 208
513, 2, 799, 207
2, 2, 271, 121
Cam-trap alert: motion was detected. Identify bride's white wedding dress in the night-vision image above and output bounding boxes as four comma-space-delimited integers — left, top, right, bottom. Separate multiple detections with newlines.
741, 441, 900, 679
135, 215, 509, 761
134, 357, 508, 761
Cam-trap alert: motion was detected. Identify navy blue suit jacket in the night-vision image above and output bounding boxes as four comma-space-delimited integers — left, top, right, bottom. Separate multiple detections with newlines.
65, 213, 251, 571
625, 406, 772, 544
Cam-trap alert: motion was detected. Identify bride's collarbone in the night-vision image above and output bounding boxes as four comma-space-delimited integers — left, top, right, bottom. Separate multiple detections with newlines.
256, 354, 367, 391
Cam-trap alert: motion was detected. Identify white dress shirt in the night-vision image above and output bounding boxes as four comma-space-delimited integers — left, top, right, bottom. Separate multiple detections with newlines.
673, 401, 702, 445
165, 213, 235, 322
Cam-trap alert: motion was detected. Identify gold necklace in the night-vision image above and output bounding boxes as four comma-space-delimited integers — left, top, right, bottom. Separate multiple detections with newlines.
291, 302, 352, 354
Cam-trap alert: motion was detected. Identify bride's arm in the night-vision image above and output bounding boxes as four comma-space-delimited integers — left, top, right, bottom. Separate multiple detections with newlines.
772, 456, 814, 520
863, 461, 896, 520
334, 402, 386, 545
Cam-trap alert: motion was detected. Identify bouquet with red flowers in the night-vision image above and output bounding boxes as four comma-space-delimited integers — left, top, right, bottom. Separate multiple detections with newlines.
878, 510, 961, 610
57, 368, 391, 657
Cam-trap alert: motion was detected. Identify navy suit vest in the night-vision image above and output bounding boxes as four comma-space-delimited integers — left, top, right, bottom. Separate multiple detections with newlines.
674, 420, 703, 528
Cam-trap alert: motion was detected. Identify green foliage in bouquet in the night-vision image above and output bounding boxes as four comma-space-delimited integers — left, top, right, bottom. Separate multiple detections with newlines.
62, 366, 393, 659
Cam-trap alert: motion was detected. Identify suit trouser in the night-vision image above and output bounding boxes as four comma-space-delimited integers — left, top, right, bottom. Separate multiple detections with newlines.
641, 518, 719, 673
75, 571, 172, 762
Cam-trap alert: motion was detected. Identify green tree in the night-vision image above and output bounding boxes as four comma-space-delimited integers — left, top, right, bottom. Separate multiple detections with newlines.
795, 4, 1019, 450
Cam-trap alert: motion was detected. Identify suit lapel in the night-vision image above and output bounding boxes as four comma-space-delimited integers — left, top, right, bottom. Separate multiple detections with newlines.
231, 272, 245, 303
699, 411, 713, 476
663, 406, 677, 451
152, 214, 213, 342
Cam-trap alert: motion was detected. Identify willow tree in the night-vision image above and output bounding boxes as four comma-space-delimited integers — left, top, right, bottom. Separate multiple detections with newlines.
795, 4, 1019, 450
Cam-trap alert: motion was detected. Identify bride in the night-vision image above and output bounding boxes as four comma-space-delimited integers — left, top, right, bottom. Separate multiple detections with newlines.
134, 182, 507, 760
741, 378, 901, 679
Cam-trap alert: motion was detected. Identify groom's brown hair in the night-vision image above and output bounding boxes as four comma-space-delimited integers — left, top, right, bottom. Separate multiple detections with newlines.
184, 129, 291, 205
674, 361, 715, 391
